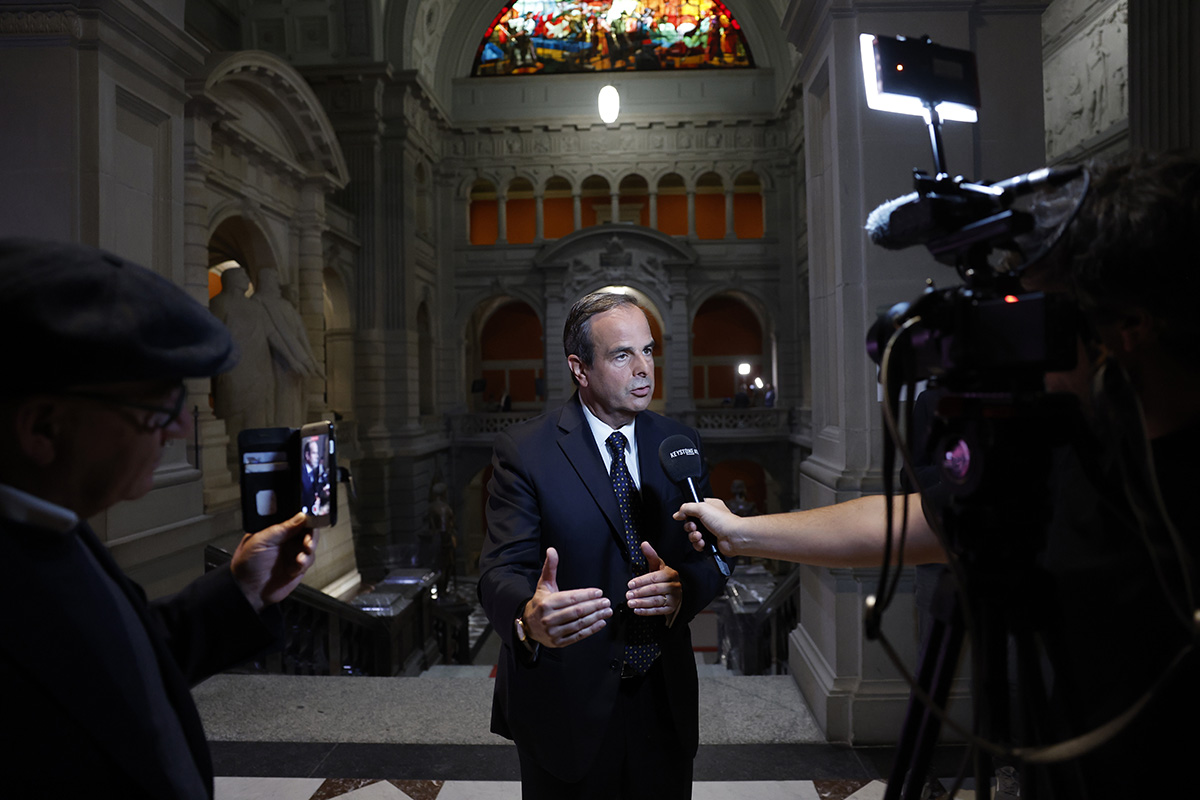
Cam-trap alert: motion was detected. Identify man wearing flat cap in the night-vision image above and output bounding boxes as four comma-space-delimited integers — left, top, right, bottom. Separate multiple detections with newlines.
0, 238, 319, 798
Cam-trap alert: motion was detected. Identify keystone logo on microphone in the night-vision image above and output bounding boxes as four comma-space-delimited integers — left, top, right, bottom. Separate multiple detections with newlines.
668, 447, 699, 458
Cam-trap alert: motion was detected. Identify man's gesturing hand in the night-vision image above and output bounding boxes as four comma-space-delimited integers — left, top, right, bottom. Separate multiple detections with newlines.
626, 541, 681, 617
523, 547, 612, 647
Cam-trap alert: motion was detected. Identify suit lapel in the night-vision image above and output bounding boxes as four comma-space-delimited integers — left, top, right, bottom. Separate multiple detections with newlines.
556, 395, 630, 554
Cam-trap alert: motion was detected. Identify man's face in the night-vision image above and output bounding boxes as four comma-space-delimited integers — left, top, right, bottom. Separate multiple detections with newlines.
305, 442, 319, 468
571, 304, 655, 429
52, 379, 190, 518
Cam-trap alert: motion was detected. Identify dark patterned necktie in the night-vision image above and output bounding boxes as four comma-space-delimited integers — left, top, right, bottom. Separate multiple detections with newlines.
607, 431, 659, 673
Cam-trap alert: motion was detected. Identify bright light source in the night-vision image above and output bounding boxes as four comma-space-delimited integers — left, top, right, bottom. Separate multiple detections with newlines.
859, 33, 978, 123
1004, 295, 1019, 303
598, 85, 620, 124
754, 377, 764, 389
738, 363, 751, 376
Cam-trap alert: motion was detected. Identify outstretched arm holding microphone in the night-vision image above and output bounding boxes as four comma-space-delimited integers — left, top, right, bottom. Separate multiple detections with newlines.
674, 493, 946, 568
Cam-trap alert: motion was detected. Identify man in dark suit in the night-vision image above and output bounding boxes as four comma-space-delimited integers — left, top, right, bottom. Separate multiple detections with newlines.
301, 436, 321, 513
0, 238, 319, 798
478, 291, 729, 799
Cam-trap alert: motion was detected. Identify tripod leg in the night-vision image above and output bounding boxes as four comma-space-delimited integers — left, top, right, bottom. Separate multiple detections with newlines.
885, 570, 965, 800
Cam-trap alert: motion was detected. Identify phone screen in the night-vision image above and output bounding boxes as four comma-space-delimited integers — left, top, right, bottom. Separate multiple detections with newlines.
299, 422, 336, 527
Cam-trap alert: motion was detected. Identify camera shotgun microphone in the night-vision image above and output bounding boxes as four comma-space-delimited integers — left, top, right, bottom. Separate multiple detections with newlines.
658, 434, 732, 578
865, 166, 1086, 251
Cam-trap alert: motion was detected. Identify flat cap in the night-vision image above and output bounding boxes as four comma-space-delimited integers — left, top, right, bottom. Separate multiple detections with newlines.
0, 238, 237, 390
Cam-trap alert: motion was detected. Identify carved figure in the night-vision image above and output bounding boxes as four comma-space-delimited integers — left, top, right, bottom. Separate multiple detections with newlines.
253, 268, 323, 427
210, 267, 274, 461
429, 482, 458, 595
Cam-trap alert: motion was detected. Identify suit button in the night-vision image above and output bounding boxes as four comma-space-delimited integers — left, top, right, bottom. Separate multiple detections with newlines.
609, 659, 620, 671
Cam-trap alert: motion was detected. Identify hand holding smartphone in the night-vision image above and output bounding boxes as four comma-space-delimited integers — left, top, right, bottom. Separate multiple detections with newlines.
238, 421, 337, 531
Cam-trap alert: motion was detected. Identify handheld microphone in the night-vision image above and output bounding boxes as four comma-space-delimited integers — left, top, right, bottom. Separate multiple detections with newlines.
658, 434, 732, 578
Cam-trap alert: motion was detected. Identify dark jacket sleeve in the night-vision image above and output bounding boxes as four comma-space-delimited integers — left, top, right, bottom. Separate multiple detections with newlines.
148, 566, 281, 686
477, 427, 543, 658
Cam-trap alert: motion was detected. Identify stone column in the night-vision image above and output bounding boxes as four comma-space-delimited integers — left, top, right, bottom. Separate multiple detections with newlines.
781, 0, 1048, 744
724, 186, 736, 239
664, 273, 692, 413
1129, 0, 1200, 152
297, 183, 328, 422
534, 186, 545, 242
686, 187, 696, 238
648, 187, 659, 230
497, 186, 509, 244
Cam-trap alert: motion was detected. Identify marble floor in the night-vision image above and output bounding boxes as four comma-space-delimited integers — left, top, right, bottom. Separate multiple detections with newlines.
198, 661, 986, 800
198, 586, 985, 800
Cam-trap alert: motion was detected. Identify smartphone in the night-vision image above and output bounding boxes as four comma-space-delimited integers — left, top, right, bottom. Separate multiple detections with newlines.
237, 421, 337, 532
297, 420, 336, 528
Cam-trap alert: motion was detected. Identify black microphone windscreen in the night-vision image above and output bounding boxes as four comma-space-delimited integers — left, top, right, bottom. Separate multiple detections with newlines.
658, 435, 702, 484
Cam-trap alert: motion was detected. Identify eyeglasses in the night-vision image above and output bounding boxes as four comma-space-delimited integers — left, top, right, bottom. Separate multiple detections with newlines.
59, 382, 188, 431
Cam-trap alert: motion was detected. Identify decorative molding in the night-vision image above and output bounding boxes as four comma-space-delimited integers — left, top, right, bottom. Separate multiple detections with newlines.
0, 9, 82, 38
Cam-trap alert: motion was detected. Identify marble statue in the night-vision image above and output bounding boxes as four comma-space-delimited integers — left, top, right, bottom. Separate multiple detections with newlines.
429, 482, 458, 596
253, 268, 323, 427
210, 267, 274, 462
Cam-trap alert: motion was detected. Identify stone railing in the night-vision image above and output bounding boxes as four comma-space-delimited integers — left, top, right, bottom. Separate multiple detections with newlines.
447, 407, 802, 445
447, 411, 540, 442
674, 407, 794, 438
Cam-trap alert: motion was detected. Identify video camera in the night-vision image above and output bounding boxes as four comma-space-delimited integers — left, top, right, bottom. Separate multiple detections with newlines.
857, 34, 1094, 800
859, 34, 1088, 393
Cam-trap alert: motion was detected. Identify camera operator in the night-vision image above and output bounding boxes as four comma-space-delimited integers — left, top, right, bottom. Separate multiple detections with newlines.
676, 152, 1200, 796
0, 238, 319, 798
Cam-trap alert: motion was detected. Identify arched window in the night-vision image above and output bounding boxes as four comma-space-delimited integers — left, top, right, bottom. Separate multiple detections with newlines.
580, 174, 610, 228
656, 173, 687, 236
733, 171, 763, 239
470, 179, 498, 245
507, 177, 536, 244
618, 174, 650, 226
695, 172, 725, 240
692, 295, 765, 406
480, 301, 544, 409
543, 176, 574, 239
418, 302, 435, 415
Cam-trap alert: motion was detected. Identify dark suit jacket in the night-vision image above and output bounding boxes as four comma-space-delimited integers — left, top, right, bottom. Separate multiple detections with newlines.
478, 394, 728, 782
0, 518, 279, 798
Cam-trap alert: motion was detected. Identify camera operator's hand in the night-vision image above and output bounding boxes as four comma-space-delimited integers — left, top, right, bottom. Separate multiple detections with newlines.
231, 512, 318, 612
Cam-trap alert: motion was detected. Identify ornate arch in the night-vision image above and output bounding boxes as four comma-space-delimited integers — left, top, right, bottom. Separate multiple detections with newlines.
194, 50, 349, 191
535, 224, 697, 315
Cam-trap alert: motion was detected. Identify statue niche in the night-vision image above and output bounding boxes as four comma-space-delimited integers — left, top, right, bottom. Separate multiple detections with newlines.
210, 266, 324, 465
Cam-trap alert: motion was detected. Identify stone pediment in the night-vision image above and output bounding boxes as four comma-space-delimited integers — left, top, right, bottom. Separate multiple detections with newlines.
534, 226, 696, 302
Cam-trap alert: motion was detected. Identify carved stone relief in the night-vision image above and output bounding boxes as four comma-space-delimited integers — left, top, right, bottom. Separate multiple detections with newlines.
1043, 0, 1128, 160
561, 235, 672, 301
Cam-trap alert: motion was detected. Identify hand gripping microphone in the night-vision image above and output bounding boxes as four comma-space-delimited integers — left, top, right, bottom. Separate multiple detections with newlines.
658, 434, 732, 578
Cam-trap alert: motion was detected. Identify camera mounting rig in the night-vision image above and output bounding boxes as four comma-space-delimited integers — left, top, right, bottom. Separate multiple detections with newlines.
859, 33, 1093, 799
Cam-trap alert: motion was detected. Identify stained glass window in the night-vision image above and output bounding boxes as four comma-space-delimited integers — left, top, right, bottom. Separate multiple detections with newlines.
471, 1, 753, 77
